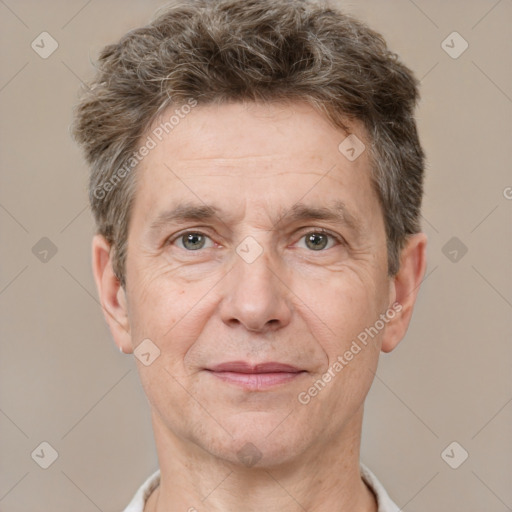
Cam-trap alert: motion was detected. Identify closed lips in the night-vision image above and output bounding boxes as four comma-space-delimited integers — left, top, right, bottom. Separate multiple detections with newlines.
207, 361, 304, 373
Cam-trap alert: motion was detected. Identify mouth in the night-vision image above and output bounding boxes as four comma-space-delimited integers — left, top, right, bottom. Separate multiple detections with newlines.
205, 361, 307, 391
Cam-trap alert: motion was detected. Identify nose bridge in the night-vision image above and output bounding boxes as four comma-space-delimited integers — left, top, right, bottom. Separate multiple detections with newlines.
220, 235, 291, 332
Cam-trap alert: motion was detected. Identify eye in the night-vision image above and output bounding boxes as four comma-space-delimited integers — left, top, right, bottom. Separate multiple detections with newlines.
296, 229, 342, 251
167, 229, 343, 252
170, 231, 214, 251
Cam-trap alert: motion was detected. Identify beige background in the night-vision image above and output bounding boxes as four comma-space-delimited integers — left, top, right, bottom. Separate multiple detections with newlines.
1, 0, 511, 510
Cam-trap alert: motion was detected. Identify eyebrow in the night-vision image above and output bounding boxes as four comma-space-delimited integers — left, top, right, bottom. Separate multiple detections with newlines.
148, 200, 362, 235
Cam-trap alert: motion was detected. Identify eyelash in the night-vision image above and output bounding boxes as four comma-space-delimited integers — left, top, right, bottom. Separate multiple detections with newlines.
167, 228, 345, 251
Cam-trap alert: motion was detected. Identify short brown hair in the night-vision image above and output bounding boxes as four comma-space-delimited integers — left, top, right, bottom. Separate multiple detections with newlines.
72, 0, 425, 287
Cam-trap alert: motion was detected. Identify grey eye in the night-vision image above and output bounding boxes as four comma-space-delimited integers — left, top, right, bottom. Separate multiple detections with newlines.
179, 233, 208, 250
304, 232, 330, 251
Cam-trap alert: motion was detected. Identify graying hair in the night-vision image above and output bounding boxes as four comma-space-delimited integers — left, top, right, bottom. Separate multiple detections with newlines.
72, 0, 425, 287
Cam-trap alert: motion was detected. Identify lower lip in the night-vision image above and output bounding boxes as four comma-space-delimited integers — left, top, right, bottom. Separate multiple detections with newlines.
207, 371, 305, 390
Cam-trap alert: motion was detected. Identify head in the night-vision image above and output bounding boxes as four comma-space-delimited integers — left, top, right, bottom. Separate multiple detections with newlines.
73, 0, 427, 468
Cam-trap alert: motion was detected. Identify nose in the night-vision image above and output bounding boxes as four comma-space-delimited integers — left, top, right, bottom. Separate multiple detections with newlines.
219, 243, 292, 333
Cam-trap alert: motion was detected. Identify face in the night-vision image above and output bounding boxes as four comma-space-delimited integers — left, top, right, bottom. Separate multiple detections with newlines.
120, 101, 396, 466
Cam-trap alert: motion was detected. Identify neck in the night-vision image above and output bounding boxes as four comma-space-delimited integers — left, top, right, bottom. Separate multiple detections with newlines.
145, 408, 377, 512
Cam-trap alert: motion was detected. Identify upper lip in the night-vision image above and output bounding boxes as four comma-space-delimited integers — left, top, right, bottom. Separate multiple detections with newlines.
207, 361, 303, 373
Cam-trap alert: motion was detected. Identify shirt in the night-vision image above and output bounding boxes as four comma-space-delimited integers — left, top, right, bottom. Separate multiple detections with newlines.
122, 463, 400, 511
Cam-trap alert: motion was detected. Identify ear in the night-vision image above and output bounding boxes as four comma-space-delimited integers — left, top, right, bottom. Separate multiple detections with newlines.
91, 234, 133, 354
381, 232, 427, 353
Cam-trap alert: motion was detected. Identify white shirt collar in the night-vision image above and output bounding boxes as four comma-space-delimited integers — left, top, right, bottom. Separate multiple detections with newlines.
123, 464, 400, 512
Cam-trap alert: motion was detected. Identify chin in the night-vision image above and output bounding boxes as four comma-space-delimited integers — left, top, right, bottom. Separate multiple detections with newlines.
200, 416, 308, 469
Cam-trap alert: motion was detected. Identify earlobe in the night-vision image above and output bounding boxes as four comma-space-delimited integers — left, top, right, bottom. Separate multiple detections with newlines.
91, 234, 133, 354
380, 232, 427, 353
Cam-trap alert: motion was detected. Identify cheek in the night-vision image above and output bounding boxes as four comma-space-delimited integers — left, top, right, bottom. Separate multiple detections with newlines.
293, 268, 382, 355
127, 267, 201, 354
304, 271, 387, 408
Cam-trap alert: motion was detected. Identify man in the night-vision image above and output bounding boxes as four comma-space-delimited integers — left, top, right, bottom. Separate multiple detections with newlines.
72, 0, 427, 510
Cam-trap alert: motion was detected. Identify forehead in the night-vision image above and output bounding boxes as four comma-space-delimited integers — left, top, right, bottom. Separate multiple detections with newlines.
132, 101, 381, 232
145, 101, 368, 170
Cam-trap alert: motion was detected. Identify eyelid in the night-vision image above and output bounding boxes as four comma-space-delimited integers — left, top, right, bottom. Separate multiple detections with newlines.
294, 227, 346, 245
166, 228, 216, 248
